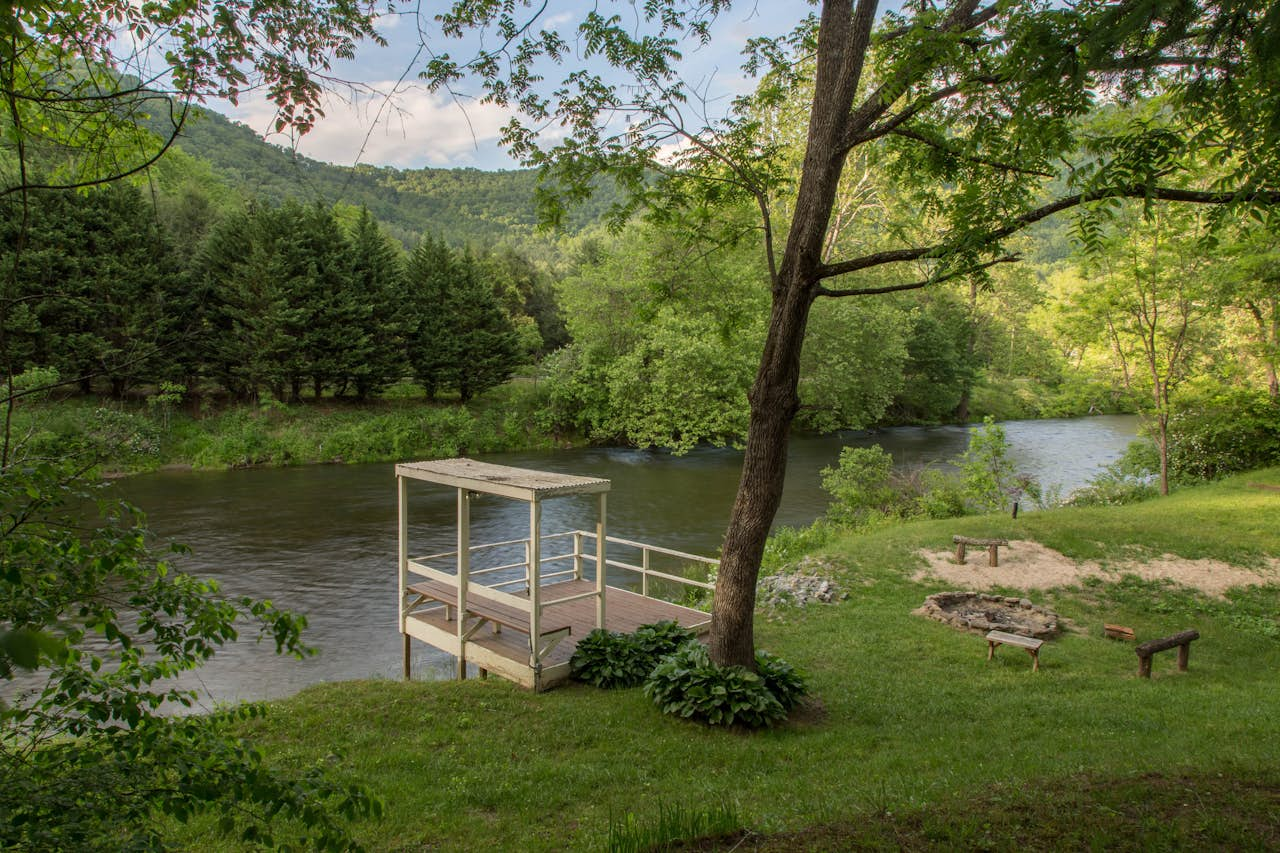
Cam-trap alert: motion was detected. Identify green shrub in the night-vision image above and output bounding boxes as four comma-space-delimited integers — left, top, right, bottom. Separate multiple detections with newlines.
571, 622, 699, 689
820, 445, 898, 527
632, 621, 696, 662
915, 467, 967, 519
762, 521, 837, 573
754, 650, 808, 711
1066, 456, 1159, 507
642, 642, 788, 728
570, 629, 653, 689
1165, 389, 1280, 483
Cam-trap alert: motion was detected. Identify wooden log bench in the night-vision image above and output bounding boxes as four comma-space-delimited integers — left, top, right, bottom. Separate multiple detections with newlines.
954, 535, 1010, 567
1135, 629, 1199, 678
407, 578, 572, 659
985, 630, 1044, 671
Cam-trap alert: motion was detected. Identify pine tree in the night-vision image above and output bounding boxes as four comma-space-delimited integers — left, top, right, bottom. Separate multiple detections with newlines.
201, 203, 294, 402
450, 249, 521, 402
404, 235, 457, 401
346, 207, 407, 399
0, 185, 178, 397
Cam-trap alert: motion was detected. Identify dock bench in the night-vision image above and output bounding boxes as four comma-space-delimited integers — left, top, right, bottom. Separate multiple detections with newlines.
985, 629, 1044, 671
407, 578, 572, 652
954, 535, 1009, 566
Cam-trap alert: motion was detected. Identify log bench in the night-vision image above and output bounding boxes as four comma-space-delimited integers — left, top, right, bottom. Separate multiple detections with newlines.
954, 535, 1010, 567
1135, 629, 1199, 678
986, 630, 1044, 671
407, 578, 572, 659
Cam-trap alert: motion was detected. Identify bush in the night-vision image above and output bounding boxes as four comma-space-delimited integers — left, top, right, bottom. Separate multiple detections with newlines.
632, 621, 696, 662
1066, 449, 1159, 507
643, 643, 794, 729
915, 467, 968, 519
1165, 389, 1280, 483
570, 629, 653, 689
820, 445, 915, 528
754, 650, 808, 712
571, 622, 699, 688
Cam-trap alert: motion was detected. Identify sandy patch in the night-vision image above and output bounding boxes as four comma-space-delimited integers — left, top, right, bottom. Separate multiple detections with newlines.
913, 540, 1280, 597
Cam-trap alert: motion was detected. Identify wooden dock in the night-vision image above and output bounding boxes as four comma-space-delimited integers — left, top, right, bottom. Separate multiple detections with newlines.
404, 579, 710, 690
396, 458, 717, 692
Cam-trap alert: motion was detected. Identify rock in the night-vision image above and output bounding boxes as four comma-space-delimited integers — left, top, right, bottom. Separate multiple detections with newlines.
756, 571, 843, 611
913, 591, 1061, 638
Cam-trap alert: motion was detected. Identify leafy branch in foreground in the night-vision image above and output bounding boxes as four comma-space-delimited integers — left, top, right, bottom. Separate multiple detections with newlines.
0, 461, 381, 849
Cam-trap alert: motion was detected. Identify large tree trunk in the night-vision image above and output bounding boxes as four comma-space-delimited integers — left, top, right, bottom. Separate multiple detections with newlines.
708, 0, 876, 668
710, 283, 815, 667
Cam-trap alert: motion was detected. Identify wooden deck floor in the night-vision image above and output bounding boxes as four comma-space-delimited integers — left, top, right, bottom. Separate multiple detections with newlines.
404, 579, 710, 690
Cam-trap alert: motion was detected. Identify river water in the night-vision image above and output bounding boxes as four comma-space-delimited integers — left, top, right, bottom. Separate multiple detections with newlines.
104, 415, 1136, 707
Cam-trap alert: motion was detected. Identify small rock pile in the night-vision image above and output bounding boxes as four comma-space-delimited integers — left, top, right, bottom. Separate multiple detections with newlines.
913, 591, 1061, 638
757, 572, 844, 609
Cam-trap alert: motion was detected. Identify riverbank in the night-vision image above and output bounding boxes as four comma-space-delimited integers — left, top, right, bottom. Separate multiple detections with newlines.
15, 381, 577, 474
184, 467, 1280, 850
15, 375, 1137, 478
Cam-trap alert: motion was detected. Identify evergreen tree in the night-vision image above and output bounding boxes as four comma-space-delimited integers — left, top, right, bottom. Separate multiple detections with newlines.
289, 202, 357, 399
0, 185, 179, 397
346, 207, 408, 399
201, 203, 294, 402
404, 235, 456, 400
451, 249, 521, 402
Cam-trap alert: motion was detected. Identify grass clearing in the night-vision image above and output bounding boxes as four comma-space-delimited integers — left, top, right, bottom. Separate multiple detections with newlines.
182, 470, 1280, 850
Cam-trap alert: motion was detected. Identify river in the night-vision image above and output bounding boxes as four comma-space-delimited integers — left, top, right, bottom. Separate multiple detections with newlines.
106, 415, 1137, 707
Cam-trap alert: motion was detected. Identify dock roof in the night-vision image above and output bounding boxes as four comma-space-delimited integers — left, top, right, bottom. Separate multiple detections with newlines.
395, 458, 611, 501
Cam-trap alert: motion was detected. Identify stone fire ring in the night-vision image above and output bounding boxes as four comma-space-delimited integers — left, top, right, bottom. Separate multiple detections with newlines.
913, 591, 1061, 639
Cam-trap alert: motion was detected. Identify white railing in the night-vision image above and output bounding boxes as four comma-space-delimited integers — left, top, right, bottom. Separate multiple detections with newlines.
410, 531, 717, 607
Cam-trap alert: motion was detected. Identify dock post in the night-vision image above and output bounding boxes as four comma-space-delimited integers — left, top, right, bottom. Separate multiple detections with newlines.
398, 475, 410, 680
596, 492, 607, 629
529, 499, 542, 668
457, 488, 470, 681
573, 531, 583, 581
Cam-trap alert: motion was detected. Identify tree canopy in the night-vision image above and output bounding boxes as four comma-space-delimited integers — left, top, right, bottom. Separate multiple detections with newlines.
417, 0, 1280, 666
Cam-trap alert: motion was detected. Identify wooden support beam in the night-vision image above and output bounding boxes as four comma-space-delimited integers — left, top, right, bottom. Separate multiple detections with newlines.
398, 475, 410, 681
457, 488, 470, 681
596, 492, 607, 629
528, 498, 542, 668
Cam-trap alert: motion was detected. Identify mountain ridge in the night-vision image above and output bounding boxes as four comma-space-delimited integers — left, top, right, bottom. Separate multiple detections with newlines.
160, 104, 614, 247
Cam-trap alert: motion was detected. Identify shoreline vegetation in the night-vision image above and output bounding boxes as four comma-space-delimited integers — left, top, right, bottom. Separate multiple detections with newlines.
18, 375, 1130, 478
182, 467, 1279, 851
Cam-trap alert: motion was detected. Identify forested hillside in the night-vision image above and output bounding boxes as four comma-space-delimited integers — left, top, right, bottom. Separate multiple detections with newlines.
151, 105, 617, 247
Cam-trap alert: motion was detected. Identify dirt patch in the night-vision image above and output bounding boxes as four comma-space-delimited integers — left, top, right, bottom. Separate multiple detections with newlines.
913, 539, 1280, 597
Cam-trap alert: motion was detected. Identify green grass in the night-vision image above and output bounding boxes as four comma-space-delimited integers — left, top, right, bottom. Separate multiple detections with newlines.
182, 470, 1280, 850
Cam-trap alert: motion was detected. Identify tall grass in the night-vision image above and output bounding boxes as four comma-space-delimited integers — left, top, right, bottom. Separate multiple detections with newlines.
11, 381, 573, 473
608, 801, 740, 853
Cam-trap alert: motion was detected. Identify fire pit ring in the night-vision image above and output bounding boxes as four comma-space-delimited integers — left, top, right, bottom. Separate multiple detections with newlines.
913, 591, 1061, 639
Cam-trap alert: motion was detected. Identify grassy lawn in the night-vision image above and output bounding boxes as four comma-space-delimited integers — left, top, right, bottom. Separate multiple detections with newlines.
197, 469, 1280, 850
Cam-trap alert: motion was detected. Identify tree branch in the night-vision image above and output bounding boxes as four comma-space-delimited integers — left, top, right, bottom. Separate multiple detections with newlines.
888, 126, 1055, 178
815, 254, 1020, 298
815, 185, 1280, 282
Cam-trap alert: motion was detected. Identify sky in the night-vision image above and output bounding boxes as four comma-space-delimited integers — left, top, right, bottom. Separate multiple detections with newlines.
217, 1, 816, 172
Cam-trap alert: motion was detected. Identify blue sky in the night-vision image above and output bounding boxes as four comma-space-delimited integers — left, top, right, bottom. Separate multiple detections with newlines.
219, 1, 817, 171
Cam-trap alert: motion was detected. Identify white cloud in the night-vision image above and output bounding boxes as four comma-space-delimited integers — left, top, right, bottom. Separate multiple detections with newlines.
221, 83, 517, 169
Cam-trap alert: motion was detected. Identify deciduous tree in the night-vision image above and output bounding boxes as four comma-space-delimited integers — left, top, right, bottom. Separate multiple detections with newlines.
421, 0, 1280, 667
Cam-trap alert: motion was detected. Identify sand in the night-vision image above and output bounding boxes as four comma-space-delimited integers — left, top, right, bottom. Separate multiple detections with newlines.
913, 540, 1280, 597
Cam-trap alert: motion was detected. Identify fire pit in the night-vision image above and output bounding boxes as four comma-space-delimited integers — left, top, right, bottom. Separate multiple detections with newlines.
913, 591, 1060, 639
